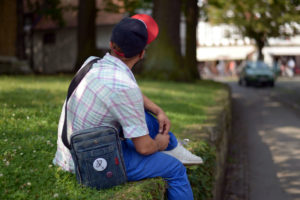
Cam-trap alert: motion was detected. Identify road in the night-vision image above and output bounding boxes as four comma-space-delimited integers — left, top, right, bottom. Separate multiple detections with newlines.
223, 77, 300, 200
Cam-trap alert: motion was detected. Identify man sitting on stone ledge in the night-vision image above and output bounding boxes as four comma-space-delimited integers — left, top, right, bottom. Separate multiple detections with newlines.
53, 14, 202, 200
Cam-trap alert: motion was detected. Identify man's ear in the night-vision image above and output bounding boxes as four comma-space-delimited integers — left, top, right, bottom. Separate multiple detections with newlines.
109, 42, 113, 49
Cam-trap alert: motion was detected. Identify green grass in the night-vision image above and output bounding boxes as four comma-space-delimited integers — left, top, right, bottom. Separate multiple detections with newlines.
0, 75, 227, 200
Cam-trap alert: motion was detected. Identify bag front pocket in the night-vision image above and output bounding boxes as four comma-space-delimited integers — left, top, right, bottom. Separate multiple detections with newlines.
75, 143, 126, 189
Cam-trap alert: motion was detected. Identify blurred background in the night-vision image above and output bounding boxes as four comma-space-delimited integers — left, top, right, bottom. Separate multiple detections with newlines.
0, 0, 299, 81
1, 1, 300, 199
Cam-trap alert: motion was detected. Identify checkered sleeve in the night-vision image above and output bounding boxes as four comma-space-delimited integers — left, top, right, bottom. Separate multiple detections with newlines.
108, 87, 148, 138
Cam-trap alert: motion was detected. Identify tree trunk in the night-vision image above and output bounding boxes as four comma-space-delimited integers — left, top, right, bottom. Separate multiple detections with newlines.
152, 0, 181, 57
29, 25, 34, 72
74, 0, 96, 71
256, 38, 264, 61
183, 0, 199, 80
0, 0, 17, 56
143, 0, 186, 81
16, 0, 26, 60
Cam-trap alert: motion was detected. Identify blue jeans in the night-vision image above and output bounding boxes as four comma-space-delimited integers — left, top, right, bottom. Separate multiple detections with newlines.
122, 111, 194, 200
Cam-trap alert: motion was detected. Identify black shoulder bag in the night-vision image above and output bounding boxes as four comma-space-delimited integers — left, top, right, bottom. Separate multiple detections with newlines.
61, 58, 127, 189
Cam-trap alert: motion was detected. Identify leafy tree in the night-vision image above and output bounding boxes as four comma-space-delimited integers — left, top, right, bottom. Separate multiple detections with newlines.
207, 0, 300, 60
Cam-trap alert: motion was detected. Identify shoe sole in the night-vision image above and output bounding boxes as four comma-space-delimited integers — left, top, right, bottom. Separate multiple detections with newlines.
182, 161, 203, 166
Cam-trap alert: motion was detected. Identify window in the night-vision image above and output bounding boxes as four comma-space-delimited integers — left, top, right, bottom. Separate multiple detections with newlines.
43, 32, 56, 45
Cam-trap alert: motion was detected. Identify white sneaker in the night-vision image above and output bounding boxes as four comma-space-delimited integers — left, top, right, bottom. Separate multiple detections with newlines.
162, 141, 203, 165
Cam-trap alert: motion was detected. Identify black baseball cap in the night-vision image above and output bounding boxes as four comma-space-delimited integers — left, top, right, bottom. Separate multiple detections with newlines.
111, 14, 159, 58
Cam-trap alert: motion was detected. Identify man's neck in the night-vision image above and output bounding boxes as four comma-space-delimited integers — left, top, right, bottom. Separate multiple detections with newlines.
110, 52, 138, 70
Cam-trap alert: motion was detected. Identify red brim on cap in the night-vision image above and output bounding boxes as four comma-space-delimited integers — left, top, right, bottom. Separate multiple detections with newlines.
131, 14, 159, 44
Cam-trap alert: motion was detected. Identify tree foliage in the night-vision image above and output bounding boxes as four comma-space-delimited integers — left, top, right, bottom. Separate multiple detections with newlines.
207, 0, 300, 60
25, 0, 65, 26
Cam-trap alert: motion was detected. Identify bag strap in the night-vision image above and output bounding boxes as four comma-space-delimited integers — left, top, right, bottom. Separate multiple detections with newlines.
62, 58, 100, 150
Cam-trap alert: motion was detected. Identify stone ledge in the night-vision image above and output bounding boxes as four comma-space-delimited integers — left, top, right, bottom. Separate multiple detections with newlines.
209, 86, 232, 200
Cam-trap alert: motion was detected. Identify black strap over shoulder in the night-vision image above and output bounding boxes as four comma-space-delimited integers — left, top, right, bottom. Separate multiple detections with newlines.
62, 58, 100, 150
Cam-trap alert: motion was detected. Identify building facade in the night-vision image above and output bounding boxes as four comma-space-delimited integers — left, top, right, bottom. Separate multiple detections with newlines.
196, 20, 300, 76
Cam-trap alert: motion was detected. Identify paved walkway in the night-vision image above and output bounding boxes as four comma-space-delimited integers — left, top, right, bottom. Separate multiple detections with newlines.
224, 78, 300, 200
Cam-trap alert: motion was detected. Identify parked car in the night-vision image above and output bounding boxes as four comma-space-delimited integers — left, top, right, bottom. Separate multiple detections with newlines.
238, 61, 276, 87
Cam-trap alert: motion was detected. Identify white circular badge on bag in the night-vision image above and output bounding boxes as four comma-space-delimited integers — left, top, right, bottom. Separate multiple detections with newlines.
93, 158, 107, 171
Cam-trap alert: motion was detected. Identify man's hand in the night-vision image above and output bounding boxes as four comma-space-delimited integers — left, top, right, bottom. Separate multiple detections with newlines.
132, 133, 170, 155
142, 94, 171, 134
154, 133, 170, 151
156, 110, 171, 135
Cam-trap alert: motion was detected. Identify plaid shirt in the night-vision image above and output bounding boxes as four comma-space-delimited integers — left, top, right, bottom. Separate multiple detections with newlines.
53, 53, 148, 172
